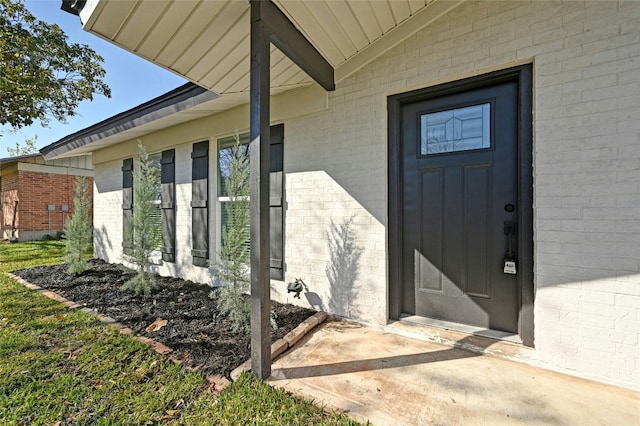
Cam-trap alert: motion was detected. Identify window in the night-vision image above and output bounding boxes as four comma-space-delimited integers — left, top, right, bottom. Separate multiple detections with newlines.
420, 103, 491, 155
214, 125, 285, 279
217, 133, 250, 262
218, 134, 250, 198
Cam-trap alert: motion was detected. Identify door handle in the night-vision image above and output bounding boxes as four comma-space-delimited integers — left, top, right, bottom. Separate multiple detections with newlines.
503, 221, 517, 274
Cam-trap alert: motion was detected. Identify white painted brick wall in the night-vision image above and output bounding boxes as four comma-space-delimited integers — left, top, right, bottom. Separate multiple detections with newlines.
93, 142, 216, 285
276, 0, 639, 390
92, 0, 638, 391
93, 159, 123, 262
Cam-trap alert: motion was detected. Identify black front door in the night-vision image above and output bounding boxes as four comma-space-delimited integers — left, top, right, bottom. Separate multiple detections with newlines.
401, 80, 520, 333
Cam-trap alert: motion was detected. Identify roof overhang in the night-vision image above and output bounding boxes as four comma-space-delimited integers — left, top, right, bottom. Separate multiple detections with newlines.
0, 153, 42, 166
75, 0, 463, 90
50, 0, 463, 159
41, 82, 217, 159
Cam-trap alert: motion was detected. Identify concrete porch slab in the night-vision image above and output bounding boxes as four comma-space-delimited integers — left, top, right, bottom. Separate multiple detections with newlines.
269, 320, 639, 426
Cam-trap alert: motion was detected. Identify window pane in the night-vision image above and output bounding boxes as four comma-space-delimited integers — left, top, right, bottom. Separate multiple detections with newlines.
218, 134, 251, 259
220, 200, 250, 263
420, 103, 490, 155
218, 134, 250, 197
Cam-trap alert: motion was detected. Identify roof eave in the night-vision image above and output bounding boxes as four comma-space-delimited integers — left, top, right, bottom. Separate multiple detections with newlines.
40, 82, 217, 160
0, 153, 42, 166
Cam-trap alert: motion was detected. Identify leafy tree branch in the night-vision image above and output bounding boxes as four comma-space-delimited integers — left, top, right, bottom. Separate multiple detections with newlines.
6, 135, 38, 157
0, 0, 111, 129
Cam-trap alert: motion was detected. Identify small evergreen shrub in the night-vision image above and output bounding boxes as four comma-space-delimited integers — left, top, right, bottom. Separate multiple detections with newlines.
121, 141, 161, 296
211, 133, 277, 332
63, 176, 93, 274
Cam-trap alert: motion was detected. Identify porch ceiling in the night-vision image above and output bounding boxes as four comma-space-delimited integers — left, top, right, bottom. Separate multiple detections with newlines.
80, 0, 461, 97
45, 0, 463, 160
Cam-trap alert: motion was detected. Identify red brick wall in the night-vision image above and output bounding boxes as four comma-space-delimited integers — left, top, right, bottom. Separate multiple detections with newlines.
3, 171, 94, 234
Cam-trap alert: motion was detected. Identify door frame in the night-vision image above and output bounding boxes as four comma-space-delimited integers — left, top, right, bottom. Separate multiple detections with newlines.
387, 64, 534, 346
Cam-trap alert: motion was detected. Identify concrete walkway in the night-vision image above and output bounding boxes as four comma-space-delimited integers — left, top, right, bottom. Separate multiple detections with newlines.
269, 320, 639, 426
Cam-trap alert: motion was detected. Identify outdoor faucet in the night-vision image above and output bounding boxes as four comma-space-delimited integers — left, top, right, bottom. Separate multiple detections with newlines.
287, 278, 305, 299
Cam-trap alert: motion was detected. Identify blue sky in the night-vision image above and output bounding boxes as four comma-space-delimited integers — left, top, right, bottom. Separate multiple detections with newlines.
0, 0, 187, 157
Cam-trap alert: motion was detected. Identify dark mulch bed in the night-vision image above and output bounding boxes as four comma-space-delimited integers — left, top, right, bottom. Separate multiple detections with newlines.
13, 259, 315, 378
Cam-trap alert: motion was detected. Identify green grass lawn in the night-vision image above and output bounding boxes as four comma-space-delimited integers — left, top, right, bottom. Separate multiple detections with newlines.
0, 240, 361, 425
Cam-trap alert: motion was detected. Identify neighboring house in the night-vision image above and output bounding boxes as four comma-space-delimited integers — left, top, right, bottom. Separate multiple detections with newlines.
0, 154, 93, 241
46, 0, 638, 391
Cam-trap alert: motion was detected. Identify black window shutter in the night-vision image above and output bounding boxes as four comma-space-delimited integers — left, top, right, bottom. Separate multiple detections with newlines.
191, 141, 209, 267
121, 158, 133, 255
270, 124, 285, 280
160, 149, 176, 262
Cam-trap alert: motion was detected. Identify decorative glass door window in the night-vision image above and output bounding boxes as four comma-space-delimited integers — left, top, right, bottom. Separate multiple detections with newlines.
420, 103, 491, 155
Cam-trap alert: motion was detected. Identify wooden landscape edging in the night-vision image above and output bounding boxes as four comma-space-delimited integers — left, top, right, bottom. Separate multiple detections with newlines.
7, 272, 328, 391
230, 311, 328, 381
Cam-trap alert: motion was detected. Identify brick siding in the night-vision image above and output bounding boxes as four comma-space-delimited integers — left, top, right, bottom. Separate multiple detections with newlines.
282, 0, 639, 390
91, 1, 639, 390
1, 170, 93, 239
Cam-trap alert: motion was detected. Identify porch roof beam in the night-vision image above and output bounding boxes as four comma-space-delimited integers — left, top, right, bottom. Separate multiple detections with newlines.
254, 0, 335, 91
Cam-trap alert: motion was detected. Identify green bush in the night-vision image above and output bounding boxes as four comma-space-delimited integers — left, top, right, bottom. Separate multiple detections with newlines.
211, 133, 251, 331
63, 176, 93, 274
121, 141, 161, 296
210, 134, 277, 331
